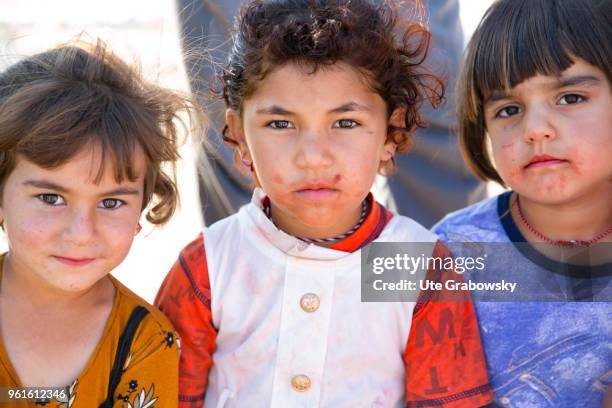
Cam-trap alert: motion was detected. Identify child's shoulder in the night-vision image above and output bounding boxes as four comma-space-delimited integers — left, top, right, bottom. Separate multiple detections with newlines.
109, 276, 177, 336
203, 197, 270, 248
432, 193, 510, 243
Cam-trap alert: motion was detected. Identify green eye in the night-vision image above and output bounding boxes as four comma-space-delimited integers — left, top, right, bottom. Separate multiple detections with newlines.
99, 199, 124, 209
268, 120, 294, 129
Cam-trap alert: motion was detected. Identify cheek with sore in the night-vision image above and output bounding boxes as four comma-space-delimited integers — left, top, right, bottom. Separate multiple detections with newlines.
272, 174, 284, 184
566, 147, 583, 175
502, 157, 525, 186
494, 142, 521, 183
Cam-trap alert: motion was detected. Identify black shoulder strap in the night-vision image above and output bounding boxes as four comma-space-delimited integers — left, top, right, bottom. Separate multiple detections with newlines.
99, 305, 149, 408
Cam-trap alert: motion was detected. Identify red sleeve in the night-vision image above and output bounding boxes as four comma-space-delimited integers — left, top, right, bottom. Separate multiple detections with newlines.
154, 233, 216, 408
403, 241, 493, 407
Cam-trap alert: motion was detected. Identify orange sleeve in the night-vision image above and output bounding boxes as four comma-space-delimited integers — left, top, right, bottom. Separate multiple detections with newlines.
403, 241, 493, 407
154, 233, 216, 408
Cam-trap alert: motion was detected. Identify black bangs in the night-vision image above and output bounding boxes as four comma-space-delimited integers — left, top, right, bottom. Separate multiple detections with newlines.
457, 0, 611, 185
472, 0, 612, 99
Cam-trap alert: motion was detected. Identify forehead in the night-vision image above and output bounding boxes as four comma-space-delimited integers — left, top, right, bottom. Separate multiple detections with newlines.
244, 62, 384, 113
485, 58, 607, 102
11, 143, 147, 187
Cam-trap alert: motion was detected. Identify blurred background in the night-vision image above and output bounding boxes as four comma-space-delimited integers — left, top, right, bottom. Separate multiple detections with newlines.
0, 0, 495, 302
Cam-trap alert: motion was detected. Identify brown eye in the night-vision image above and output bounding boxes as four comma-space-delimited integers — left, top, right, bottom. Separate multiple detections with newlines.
496, 105, 521, 118
559, 94, 584, 105
37, 194, 64, 206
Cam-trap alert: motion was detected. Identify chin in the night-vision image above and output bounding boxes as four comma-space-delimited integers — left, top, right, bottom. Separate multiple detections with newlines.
46, 268, 109, 294
62, 277, 108, 293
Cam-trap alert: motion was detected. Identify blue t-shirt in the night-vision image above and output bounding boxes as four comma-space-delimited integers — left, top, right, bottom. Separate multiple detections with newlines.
433, 191, 612, 408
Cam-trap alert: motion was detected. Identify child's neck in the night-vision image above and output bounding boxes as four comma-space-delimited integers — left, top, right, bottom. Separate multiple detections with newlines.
1, 255, 113, 309
0, 257, 115, 388
268, 200, 366, 246
511, 189, 612, 243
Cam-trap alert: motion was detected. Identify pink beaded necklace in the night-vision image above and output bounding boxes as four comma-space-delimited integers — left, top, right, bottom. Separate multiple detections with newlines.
515, 195, 612, 247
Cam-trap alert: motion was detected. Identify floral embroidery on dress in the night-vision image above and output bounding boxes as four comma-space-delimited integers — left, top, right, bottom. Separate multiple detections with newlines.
114, 329, 176, 407
161, 330, 180, 353
117, 383, 158, 408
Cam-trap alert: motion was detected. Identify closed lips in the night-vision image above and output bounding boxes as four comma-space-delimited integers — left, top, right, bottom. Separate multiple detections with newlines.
525, 155, 568, 168
52, 256, 95, 265
295, 185, 338, 200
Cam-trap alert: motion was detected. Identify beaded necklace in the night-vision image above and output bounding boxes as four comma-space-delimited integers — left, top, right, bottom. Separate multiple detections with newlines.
516, 195, 612, 246
262, 197, 369, 244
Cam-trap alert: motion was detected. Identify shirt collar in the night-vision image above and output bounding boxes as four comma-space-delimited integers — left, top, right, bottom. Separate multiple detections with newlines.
247, 188, 392, 255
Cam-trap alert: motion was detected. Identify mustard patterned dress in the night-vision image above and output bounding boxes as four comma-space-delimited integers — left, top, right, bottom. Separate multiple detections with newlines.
0, 267, 180, 408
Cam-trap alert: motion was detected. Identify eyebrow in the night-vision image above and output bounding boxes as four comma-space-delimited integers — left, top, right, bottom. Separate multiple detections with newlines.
328, 102, 372, 114
99, 187, 141, 196
23, 180, 141, 196
255, 101, 372, 116
255, 105, 294, 115
485, 75, 602, 105
558, 74, 601, 88
23, 180, 69, 193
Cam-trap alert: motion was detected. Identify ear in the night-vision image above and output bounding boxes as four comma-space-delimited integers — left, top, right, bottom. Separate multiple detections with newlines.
380, 107, 406, 161
226, 109, 252, 162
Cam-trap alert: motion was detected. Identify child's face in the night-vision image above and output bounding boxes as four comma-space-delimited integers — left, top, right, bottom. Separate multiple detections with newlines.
0, 143, 146, 294
227, 62, 398, 238
484, 58, 612, 205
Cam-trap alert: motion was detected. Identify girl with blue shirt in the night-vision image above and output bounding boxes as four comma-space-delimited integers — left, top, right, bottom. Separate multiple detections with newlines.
433, 0, 612, 406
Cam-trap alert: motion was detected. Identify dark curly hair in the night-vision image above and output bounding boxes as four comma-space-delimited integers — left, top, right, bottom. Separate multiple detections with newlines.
0, 39, 204, 225
221, 0, 444, 173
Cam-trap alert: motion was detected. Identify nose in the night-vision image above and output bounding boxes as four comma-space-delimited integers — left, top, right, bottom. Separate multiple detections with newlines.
63, 207, 97, 246
295, 129, 333, 169
522, 106, 557, 144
